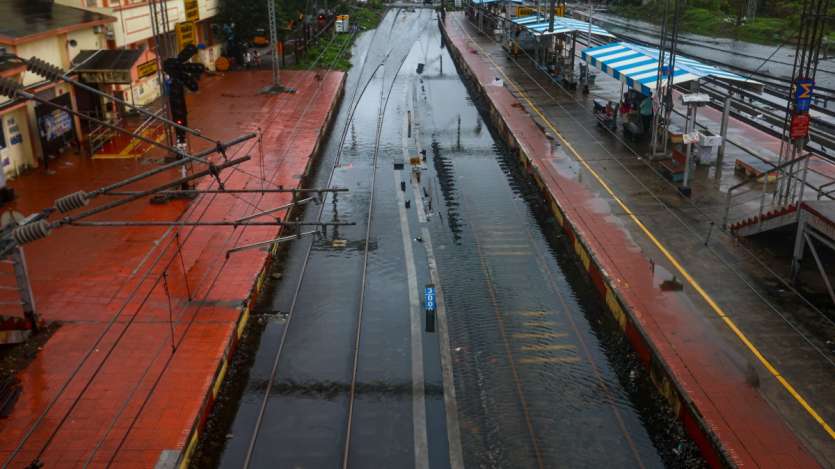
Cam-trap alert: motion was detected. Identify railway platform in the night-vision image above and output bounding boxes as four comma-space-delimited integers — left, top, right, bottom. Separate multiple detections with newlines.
0, 69, 344, 467
443, 11, 834, 467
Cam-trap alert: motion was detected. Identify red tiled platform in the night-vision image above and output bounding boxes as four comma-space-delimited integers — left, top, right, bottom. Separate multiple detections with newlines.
442, 13, 820, 468
0, 69, 344, 468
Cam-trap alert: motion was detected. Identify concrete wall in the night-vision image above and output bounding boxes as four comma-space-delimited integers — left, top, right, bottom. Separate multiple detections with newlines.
66, 28, 105, 63
17, 38, 66, 87
55, 0, 219, 48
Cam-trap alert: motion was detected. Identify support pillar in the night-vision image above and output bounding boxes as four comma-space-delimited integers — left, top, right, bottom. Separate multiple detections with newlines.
791, 216, 807, 281
716, 95, 731, 178
11, 247, 37, 332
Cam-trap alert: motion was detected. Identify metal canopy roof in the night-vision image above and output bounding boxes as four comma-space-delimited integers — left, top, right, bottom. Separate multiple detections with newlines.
511, 14, 614, 37
581, 41, 763, 96
0, 0, 114, 46
72, 49, 143, 73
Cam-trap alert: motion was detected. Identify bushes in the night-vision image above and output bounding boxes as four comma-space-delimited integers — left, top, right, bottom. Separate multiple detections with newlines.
610, 1, 800, 44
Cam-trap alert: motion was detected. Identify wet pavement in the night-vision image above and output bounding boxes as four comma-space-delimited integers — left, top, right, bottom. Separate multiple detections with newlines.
445, 11, 832, 466
212, 9, 708, 469
0, 69, 344, 467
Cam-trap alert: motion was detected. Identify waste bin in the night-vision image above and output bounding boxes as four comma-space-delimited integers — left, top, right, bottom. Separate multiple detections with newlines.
697, 134, 722, 165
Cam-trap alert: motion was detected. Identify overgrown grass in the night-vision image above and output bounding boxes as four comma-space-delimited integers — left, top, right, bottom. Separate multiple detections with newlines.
290, 33, 354, 70
610, 3, 802, 44
346, 0, 386, 30
288, 1, 384, 71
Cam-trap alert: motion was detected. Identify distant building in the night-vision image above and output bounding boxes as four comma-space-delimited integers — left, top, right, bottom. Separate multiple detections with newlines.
0, 0, 114, 178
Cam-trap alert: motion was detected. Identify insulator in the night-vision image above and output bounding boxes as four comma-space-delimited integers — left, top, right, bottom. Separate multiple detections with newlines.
25, 57, 64, 82
12, 220, 51, 245
0, 76, 22, 99
54, 191, 89, 213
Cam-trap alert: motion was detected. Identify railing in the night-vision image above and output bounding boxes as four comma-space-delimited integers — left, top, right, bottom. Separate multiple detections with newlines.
86, 104, 166, 157
722, 152, 835, 230
87, 113, 123, 156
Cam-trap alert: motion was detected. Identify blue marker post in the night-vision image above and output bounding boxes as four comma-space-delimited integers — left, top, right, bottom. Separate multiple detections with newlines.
424, 284, 436, 333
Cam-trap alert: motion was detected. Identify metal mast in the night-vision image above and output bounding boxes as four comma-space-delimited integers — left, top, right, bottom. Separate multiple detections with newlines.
268, 0, 280, 89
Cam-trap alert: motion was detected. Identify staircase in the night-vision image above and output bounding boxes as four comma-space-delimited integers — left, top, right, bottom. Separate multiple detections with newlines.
729, 203, 798, 237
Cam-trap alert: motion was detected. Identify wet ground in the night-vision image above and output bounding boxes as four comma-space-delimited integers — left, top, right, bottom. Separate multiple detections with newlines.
202, 9, 704, 468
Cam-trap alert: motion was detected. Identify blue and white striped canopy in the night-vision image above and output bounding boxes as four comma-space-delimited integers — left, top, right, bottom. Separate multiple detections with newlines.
581, 42, 761, 96
512, 14, 614, 37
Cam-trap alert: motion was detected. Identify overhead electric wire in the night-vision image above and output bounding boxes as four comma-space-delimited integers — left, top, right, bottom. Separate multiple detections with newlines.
464, 11, 835, 371
240, 9, 428, 467
8, 19, 360, 469
87, 22, 365, 469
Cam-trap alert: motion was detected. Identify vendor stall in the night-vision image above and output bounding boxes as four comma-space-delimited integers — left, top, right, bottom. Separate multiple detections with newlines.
506, 14, 613, 85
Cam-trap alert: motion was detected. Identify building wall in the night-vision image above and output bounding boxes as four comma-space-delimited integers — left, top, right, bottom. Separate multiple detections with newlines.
55, 0, 219, 48
0, 25, 102, 178
16, 38, 65, 87
66, 28, 105, 63
197, 0, 219, 21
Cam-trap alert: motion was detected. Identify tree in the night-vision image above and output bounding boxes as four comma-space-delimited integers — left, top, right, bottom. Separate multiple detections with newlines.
218, 0, 307, 45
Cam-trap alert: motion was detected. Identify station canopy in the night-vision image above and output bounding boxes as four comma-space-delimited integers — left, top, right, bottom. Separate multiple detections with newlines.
581, 42, 763, 96
512, 14, 614, 38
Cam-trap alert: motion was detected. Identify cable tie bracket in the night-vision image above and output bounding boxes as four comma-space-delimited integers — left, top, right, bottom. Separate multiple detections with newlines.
216, 141, 228, 161
208, 164, 225, 191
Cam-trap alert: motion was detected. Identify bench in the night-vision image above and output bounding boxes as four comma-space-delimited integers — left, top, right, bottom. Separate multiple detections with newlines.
659, 148, 687, 182
734, 157, 778, 184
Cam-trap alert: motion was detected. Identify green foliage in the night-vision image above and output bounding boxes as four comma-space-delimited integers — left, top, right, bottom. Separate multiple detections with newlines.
290, 33, 355, 70
341, 0, 385, 30
218, 0, 307, 43
609, 0, 808, 44
287, 2, 384, 71
218, 0, 384, 71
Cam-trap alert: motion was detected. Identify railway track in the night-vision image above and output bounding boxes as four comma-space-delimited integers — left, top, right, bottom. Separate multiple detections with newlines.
240, 9, 427, 467
446, 15, 692, 467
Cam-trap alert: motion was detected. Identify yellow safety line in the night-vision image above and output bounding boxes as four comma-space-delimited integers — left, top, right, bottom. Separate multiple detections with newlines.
522, 321, 559, 327
453, 18, 835, 440
513, 311, 550, 317
512, 332, 568, 340
520, 344, 574, 352
518, 356, 580, 364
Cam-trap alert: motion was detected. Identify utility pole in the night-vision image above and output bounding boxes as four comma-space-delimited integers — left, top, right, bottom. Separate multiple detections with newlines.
548, 0, 555, 32
585, 0, 592, 91
782, 0, 831, 280
780, 0, 830, 205
265, 0, 281, 93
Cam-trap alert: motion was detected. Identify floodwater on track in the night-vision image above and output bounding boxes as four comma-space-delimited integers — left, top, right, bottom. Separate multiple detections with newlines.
200, 8, 706, 469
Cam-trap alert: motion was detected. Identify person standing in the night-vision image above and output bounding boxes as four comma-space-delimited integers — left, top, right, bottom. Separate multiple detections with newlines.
639, 96, 653, 135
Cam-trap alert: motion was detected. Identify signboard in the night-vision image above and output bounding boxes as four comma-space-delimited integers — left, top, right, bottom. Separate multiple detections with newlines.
335, 15, 350, 33
790, 113, 810, 140
794, 78, 815, 113
35, 94, 76, 158
184, 0, 200, 23
425, 284, 436, 333
136, 59, 158, 79
424, 285, 436, 312
176, 21, 197, 50
79, 70, 131, 84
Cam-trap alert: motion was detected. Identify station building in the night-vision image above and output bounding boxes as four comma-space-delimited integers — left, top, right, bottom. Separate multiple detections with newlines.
0, 1, 113, 181
55, 0, 223, 110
